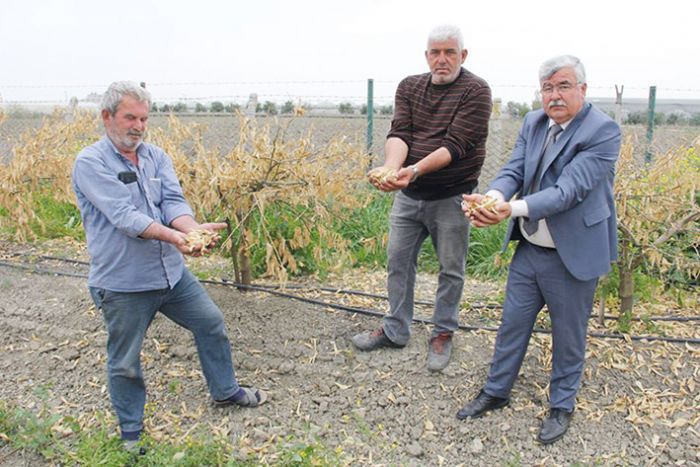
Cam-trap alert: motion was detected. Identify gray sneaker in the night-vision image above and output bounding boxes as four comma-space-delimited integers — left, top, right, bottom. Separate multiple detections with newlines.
427, 332, 453, 371
122, 439, 147, 456
352, 327, 405, 351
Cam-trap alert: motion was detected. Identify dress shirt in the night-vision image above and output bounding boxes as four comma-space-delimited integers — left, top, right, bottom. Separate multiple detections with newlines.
72, 136, 194, 291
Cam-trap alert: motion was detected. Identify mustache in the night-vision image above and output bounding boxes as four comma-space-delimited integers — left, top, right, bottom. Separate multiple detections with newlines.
548, 100, 566, 108
127, 130, 144, 137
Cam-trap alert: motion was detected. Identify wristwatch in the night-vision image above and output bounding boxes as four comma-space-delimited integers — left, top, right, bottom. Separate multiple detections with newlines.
409, 164, 420, 183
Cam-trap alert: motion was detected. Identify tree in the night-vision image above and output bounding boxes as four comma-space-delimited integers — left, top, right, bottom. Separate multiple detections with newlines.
195, 103, 208, 113
666, 112, 688, 125
612, 139, 700, 314
224, 103, 241, 113
172, 102, 188, 113
338, 102, 354, 114
148, 115, 370, 285
281, 100, 295, 114
379, 105, 393, 115
261, 101, 278, 115
653, 112, 667, 126
210, 101, 225, 113
159, 104, 172, 113
625, 111, 646, 125
505, 101, 530, 118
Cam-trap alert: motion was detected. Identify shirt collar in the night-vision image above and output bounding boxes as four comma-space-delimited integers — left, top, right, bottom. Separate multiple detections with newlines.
548, 118, 573, 131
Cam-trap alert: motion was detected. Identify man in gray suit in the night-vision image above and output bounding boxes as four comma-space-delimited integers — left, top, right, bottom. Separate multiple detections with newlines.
456, 55, 621, 444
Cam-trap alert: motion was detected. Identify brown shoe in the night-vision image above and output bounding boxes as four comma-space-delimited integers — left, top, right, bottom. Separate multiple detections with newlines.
351, 327, 405, 351
427, 332, 453, 371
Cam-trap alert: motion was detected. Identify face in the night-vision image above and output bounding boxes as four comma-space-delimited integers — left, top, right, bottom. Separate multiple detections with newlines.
541, 67, 587, 123
425, 37, 467, 85
102, 95, 149, 153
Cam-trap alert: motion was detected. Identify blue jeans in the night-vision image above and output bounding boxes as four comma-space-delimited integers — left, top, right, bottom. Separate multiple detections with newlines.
383, 192, 470, 345
89, 269, 240, 434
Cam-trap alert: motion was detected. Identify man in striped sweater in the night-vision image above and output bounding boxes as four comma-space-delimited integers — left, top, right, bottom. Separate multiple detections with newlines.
352, 24, 492, 371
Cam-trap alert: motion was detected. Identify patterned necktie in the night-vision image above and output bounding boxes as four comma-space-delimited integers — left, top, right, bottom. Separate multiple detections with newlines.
523, 123, 563, 235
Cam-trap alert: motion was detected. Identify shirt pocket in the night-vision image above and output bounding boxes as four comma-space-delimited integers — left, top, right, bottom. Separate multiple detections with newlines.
584, 204, 610, 227
125, 182, 144, 208
148, 178, 162, 206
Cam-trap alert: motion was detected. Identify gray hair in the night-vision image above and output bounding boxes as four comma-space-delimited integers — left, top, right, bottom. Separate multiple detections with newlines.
427, 24, 464, 51
539, 55, 586, 84
101, 81, 151, 115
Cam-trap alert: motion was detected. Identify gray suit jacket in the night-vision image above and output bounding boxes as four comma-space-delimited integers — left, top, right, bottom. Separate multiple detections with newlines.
490, 103, 621, 281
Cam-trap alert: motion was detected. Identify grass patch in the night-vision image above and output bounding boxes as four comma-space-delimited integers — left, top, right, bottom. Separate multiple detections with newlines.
0, 194, 84, 240
0, 401, 343, 466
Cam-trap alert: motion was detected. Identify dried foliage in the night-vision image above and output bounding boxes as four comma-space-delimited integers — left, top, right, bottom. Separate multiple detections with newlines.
147, 114, 371, 283
0, 110, 98, 241
615, 137, 700, 312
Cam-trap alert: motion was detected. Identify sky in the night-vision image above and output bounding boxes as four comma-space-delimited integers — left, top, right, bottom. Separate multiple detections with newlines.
1, 0, 699, 108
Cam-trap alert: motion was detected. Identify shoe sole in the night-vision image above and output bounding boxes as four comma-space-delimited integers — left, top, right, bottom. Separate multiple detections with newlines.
536, 429, 568, 445
456, 399, 510, 420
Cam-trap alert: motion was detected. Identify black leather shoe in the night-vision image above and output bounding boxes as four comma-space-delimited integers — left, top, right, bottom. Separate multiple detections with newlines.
537, 408, 573, 444
456, 390, 509, 420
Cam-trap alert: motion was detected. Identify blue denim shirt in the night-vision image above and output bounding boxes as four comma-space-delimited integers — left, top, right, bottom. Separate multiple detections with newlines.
72, 136, 194, 292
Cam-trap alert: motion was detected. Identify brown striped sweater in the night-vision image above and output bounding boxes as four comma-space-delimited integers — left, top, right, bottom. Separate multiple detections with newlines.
388, 67, 492, 200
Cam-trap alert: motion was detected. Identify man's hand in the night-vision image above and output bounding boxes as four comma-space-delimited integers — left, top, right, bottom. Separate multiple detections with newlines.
461, 194, 511, 227
181, 222, 228, 256
367, 166, 410, 192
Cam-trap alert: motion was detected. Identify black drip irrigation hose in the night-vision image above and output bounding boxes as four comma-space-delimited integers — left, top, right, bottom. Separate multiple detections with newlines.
5, 252, 700, 322
2, 259, 697, 345
250, 282, 700, 323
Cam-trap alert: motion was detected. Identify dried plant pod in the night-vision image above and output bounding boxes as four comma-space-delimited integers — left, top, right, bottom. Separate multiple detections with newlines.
463, 196, 500, 216
367, 167, 398, 184
184, 229, 217, 254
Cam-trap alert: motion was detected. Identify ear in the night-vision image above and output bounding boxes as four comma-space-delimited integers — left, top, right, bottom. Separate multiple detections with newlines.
101, 109, 111, 124
580, 83, 588, 96
461, 49, 468, 64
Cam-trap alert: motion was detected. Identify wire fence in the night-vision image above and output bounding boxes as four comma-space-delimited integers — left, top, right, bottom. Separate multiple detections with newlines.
2, 80, 700, 187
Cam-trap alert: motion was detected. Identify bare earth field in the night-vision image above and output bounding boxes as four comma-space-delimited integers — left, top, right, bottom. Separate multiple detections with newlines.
0, 242, 698, 466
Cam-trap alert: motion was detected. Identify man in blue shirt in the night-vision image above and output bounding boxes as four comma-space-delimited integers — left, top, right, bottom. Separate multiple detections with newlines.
72, 81, 266, 451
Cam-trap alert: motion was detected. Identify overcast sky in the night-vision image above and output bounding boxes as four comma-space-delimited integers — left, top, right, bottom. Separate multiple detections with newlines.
2, 0, 698, 106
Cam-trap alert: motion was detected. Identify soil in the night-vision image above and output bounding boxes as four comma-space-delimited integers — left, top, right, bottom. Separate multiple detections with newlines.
0, 244, 698, 466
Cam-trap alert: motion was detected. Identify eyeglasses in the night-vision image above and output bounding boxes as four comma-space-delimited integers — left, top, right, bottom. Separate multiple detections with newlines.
540, 82, 578, 95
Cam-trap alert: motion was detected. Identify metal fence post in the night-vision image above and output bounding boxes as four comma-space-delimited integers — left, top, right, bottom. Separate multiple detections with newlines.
614, 85, 624, 125
366, 78, 374, 156
645, 85, 656, 163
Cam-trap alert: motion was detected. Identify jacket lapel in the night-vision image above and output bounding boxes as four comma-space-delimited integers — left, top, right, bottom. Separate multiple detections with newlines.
537, 103, 592, 184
